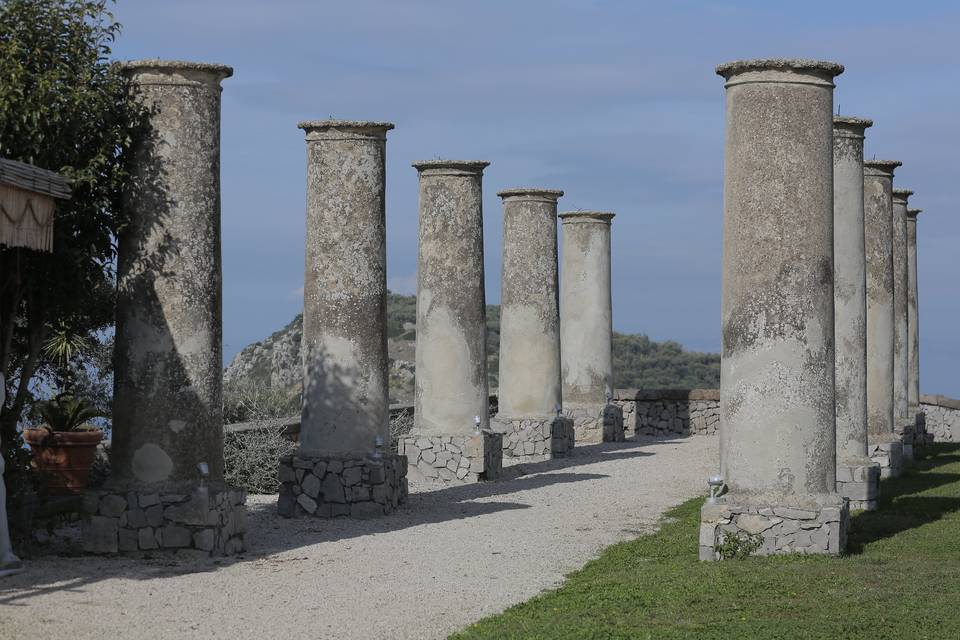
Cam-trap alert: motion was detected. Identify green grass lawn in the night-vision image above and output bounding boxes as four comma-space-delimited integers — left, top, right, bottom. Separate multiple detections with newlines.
453, 444, 960, 640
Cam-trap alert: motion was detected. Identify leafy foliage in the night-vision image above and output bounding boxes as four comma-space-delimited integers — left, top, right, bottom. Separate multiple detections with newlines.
33, 391, 102, 432
0, 0, 143, 438
613, 332, 720, 389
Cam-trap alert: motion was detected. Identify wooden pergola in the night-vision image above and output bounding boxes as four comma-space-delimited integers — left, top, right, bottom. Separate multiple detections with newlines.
0, 156, 71, 253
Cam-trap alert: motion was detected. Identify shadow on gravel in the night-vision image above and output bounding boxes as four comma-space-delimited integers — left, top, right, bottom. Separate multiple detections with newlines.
0, 437, 694, 600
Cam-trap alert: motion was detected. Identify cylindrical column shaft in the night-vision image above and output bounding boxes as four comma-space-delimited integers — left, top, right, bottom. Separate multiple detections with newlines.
114, 60, 231, 484
906, 208, 922, 415
864, 159, 901, 442
497, 188, 564, 419
716, 59, 842, 497
891, 188, 911, 425
559, 211, 615, 409
833, 116, 872, 465
412, 160, 490, 435
299, 120, 393, 454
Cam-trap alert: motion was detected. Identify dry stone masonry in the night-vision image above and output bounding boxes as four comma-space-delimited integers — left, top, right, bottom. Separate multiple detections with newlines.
832, 116, 880, 511
399, 433, 502, 484
277, 120, 407, 519
701, 59, 849, 561
615, 389, 720, 437
85, 60, 246, 555
864, 159, 904, 479
559, 211, 624, 444
405, 160, 502, 483
921, 395, 960, 442
491, 189, 575, 461
277, 452, 407, 518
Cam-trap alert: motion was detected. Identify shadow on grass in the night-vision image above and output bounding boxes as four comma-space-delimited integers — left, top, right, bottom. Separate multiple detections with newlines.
846, 443, 960, 554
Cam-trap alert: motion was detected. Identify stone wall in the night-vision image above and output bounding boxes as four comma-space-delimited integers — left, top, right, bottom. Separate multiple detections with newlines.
613, 389, 720, 437
921, 395, 960, 442
225, 390, 960, 444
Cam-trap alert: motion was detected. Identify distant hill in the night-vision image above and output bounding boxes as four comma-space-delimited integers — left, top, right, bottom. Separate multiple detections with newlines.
223, 292, 719, 420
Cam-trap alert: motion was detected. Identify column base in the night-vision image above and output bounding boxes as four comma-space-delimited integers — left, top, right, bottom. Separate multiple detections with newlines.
81, 481, 247, 556
868, 437, 904, 479
567, 404, 625, 444
399, 430, 503, 485
836, 460, 880, 511
490, 416, 575, 461
277, 451, 408, 519
699, 493, 849, 561
896, 420, 916, 465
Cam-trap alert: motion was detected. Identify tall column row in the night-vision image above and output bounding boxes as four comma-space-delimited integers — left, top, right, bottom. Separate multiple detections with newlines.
864, 159, 904, 478
277, 121, 408, 519
84, 60, 246, 555
490, 189, 575, 460
832, 116, 880, 510
701, 58, 848, 561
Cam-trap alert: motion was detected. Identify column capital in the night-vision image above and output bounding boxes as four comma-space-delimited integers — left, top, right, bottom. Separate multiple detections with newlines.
298, 120, 394, 141
906, 208, 922, 219
497, 188, 564, 202
121, 59, 233, 86
412, 160, 489, 176
863, 159, 901, 177
833, 115, 872, 139
559, 210, 615, 224
716, 58, 843, 87
892, 188, 913, 205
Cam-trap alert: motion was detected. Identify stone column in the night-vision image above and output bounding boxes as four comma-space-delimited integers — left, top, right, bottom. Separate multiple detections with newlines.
700, 59, 848, 561
864, 159, 904, 478
892, 188, 914, 461
559, 211, 624, 444
86, 60, 245, 555
277, 121, 407, 519
906, 207, 926, 447
401, 160, 502, 484
832, 116, 880, 510
491, 189, 575, 460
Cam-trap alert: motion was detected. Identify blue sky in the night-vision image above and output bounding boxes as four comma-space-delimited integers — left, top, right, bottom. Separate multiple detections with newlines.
111, 1, 959, 397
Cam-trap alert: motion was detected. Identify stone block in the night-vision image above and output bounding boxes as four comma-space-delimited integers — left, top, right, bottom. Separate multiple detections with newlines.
118, 528, 139, 552
193, 529, 215, 552
302, 473, 321, 498
160, 525, 192, 548
99, 494, 128, 518
138, 527, 158, 550
82, 516, 118, 554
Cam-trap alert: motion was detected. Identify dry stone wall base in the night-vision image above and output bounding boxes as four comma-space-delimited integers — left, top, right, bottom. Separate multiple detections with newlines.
699, 494, 849, 561
921, 398, 960, 442
399, 431, 503, 484
869, 440, 903, 479
618, 399, 720, 437
277, 453, 407, 519
490, 416, 575, 461
568, 405, 624, 444
836, 463, 880, 511
82, 483, 246, 556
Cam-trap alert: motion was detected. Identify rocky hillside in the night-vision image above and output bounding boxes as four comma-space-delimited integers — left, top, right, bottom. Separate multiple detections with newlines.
223, 292, 718, 412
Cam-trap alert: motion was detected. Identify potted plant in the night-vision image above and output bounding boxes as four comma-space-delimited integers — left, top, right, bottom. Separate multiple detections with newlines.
22, 392, 104, 495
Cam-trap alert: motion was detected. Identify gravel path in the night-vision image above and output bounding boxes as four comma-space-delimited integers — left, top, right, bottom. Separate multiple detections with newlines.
0, 436, 717, 639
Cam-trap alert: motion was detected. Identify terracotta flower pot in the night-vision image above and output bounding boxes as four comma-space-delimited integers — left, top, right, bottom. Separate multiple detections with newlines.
22, 427, 104, 495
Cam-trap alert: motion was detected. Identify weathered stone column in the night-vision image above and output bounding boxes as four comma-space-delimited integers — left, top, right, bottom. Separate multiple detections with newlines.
559, 211, 624, 443
277, 121, 407, 519
891, 187, 914, 461
864, 159, 904, 478
700, 59, 848, 561
401, 160, 502, 484
86, 60, 245, 555
906, 207, 928, 448
832, 116, 880, 510
491, 189, 575, 460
